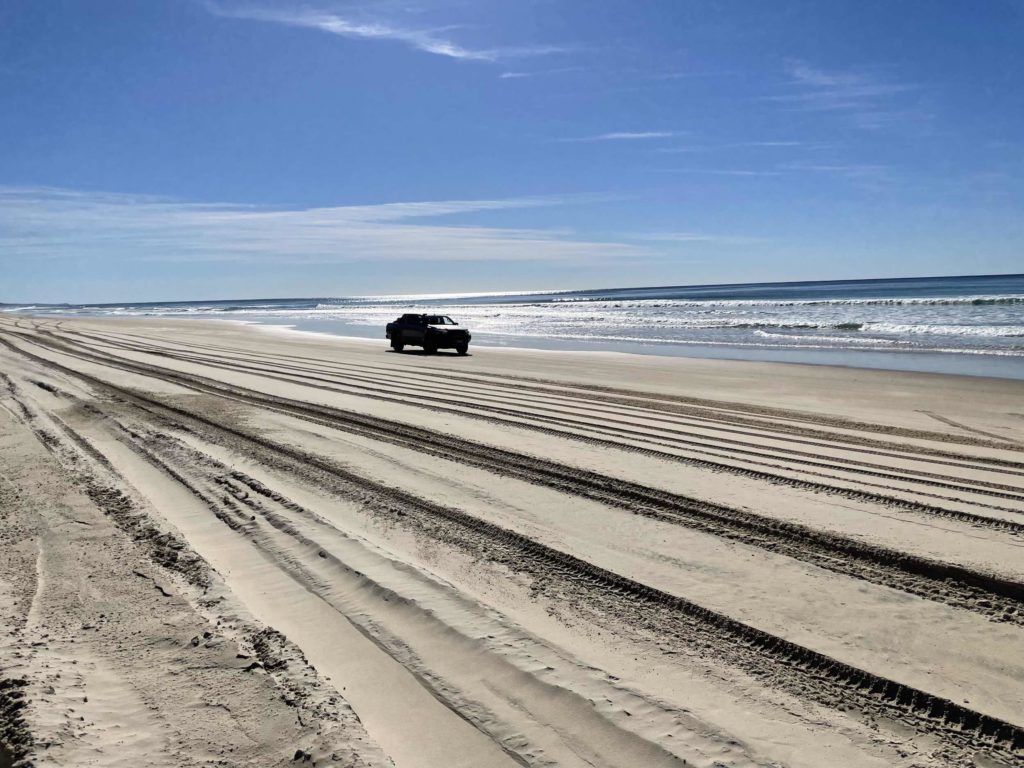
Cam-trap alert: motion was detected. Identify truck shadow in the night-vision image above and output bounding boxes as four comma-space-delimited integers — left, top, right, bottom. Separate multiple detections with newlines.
389, 349, 471, 357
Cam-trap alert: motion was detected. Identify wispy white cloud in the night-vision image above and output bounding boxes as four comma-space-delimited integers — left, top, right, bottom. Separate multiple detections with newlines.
780, 61, 916, 103
633, 232, 763, 245
763, 60, 926, 130
651, 70, 734, 80
654, 163, 889, 181
785, 163, 886, 175
0, 187, 648, 265
655, 169, 782, 177
658, 141, 809, 153
782, 163, 890, 182
561, 131, 682, 143
207, 4, 567, 62
498, 66, 584, 80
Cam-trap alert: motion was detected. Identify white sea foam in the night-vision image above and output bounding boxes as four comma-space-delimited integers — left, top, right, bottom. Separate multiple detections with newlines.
860, 322, 1024, 337
754, 330, 903, 345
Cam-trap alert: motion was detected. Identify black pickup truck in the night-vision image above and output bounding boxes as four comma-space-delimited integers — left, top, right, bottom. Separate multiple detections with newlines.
386, 314, 471, 355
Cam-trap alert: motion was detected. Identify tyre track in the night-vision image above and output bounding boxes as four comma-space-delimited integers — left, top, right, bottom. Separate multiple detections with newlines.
56, 373, 1024, 763
4, 331, 1024, 629
15, 329, 1024, 531
6, 325, 1024, 763
0, 378, 395, 768
59, 325, 1024, 475
56, 328, 1024, 501
115, 425, 739, 768
54, 321, 1015, 454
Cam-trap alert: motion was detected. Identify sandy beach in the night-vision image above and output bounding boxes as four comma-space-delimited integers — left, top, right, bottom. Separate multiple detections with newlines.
1, 314, 1023, 768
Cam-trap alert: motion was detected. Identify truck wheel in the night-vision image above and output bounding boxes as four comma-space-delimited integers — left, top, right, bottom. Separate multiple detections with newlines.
456, 343, 468, 356
424, 342, 437, 355
391, 339, 404, 352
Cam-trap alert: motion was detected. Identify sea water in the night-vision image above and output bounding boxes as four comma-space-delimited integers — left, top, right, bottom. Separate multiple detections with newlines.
6, 274, 1024, 379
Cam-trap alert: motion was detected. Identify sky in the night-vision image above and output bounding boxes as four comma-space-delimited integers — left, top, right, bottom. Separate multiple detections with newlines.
1, 0, 1023, 303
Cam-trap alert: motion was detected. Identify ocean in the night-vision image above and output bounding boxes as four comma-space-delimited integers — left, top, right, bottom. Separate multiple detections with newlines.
6, 273, 1024, 379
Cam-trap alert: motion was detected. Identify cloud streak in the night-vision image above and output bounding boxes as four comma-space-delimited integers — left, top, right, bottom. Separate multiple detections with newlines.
784, 163, 886, 175
0, 187, 648, 266
561, 131, 681, 143
499, 66, 584, 80
654, 164, 889, 181
634, 232, 763, 245
763, 60, 925, 130
208, 4, 566, 61
655, 169, 782, 177
658, 141, 810, 153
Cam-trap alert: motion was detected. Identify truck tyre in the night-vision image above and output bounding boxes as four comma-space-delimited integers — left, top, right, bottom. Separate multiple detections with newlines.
456, 342, 468, 356
391, 338, 404, 352
424, 342, 437, 355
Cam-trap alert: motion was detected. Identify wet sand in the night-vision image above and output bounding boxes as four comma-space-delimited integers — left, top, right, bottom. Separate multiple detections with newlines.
1, 315, 1022, 767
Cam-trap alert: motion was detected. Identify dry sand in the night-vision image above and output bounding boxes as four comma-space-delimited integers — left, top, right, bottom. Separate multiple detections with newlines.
1, 315, 1022, 767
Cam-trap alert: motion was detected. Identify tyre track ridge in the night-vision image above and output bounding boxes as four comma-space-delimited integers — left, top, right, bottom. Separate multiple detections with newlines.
104, 391, 1024, 760
58, 324, 1023, 455
111, 425, 543, 768
9, 330, 1024, 534
59, 327, 1024, 487
0, 383, 392, 768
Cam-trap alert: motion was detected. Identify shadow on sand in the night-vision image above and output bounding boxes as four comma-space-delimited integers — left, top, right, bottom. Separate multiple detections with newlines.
388, 349, 472, 358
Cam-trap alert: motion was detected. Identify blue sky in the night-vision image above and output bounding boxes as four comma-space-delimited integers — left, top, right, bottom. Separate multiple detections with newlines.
1, 0, 1022, 302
